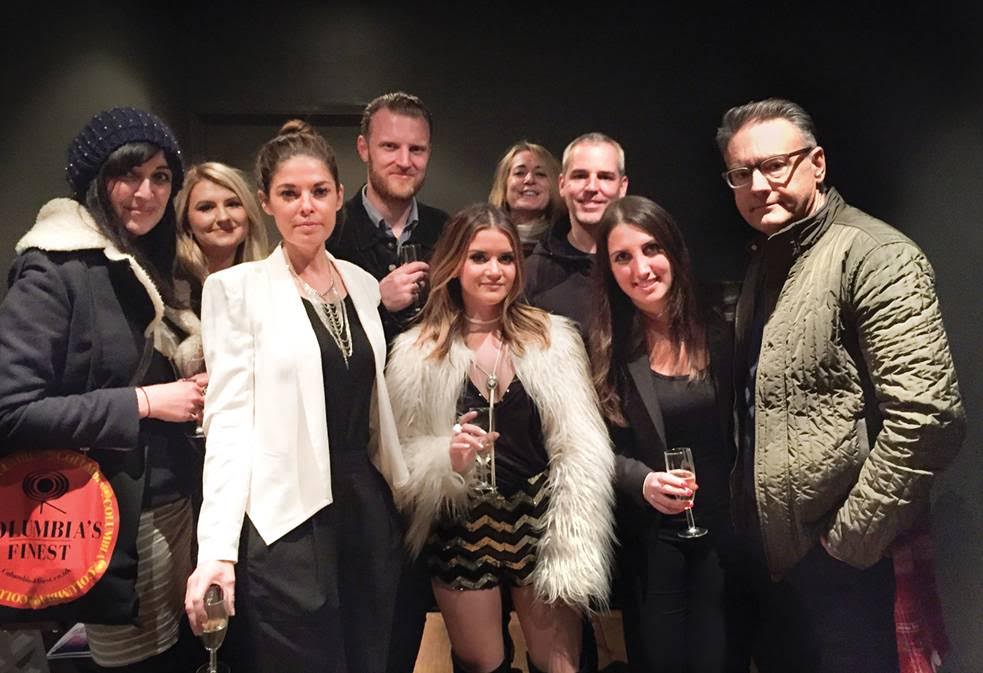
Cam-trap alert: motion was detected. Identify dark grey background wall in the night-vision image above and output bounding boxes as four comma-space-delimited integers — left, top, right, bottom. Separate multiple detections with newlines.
2, 5, 980, 670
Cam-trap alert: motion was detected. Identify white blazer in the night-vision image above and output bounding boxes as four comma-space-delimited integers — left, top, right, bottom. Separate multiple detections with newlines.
196, 246, 409, 563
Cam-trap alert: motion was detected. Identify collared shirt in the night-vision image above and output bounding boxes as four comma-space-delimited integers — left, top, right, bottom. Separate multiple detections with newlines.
361, 186, 420, 251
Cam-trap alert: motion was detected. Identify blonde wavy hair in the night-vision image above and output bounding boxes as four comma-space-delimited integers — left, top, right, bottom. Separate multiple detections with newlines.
415, 203, 550, 360
487, 141, 564, 224
174, 162, 269, 283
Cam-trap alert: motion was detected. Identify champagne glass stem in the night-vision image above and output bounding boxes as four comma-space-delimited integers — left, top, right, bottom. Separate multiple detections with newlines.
685, 508, 699, 533
488, 389, 496, 490
209, 648, 217, 673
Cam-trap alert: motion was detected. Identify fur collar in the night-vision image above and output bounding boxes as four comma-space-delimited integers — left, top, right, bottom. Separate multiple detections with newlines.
17, 198, 169, 339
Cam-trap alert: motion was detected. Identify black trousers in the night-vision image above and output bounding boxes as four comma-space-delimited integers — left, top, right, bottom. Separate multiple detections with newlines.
385, 553, 434, 673
618, 524, 729, 673
228, 453, 403, 673
728, 535, 898, 673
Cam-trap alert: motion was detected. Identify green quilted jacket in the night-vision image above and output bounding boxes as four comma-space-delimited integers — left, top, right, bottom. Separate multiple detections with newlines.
735, 188, 965, 577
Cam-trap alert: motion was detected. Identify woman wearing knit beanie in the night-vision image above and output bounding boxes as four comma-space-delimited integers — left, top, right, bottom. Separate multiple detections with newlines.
0, 106, 205, 671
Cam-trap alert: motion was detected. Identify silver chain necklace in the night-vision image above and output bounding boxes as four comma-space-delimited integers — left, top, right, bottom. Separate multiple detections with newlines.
285, 250, 353, 368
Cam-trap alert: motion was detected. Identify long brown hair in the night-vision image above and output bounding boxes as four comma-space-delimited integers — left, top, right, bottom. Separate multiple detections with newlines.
588, 196, 707, 425
415, 203, 550, 359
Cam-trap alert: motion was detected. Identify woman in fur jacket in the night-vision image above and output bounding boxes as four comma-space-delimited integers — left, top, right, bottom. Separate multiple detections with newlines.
386, 203, 615, 673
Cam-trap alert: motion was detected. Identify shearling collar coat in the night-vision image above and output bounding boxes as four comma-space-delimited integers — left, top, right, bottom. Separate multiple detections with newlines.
385, 315, 615, 611
0, 198, 195, 625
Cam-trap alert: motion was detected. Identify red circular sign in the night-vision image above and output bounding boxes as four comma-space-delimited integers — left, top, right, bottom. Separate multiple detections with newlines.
0, 450, 120, 609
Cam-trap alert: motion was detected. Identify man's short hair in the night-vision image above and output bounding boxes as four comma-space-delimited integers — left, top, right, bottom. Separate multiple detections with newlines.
360, 91, 433, 138
715, 98, 818, 154
561, 132, 626, 176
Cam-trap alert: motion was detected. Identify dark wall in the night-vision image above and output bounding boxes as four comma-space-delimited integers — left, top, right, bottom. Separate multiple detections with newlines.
3, 6, 981, 670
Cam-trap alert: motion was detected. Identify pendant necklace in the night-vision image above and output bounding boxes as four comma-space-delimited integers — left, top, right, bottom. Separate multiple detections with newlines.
471, 333, 507, 400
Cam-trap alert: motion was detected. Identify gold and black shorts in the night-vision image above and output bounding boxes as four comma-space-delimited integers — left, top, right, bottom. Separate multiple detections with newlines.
426, 470, 549, 590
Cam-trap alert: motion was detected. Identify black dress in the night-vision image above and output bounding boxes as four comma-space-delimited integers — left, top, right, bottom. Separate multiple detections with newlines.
232, 297, 402, 673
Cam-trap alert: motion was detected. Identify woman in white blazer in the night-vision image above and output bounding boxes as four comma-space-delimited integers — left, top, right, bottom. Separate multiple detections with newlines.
185, 120, 408, 673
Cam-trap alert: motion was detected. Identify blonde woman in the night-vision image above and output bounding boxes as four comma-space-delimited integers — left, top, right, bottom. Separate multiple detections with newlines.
174, 161, 269, 314
386, 204, 613, 673
488, 142, 564, 255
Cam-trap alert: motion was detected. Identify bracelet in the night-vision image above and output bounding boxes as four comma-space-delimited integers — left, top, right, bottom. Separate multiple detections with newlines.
137, 387, 151, 418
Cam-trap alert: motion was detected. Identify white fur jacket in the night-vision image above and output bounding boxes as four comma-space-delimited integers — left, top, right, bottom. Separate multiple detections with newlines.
386, 315, 615, 611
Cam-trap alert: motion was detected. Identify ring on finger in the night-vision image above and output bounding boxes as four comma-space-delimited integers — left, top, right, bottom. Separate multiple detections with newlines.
452, 423, 463, 434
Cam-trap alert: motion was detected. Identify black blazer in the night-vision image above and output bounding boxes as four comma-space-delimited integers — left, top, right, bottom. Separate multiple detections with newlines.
611, 314, 736, 526
327, 191, 448, 342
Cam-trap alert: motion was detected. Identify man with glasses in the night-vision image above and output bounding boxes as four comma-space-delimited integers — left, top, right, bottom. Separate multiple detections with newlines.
717, 98, 964, 673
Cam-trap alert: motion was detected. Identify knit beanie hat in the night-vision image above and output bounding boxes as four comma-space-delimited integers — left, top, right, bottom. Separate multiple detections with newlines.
66, 106, 184, 197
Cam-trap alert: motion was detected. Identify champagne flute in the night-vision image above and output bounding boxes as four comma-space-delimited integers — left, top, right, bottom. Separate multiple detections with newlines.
398, 243, 426, 312
196, 584, 230, 673
663, 447, 708, 539
455, 382, 497, 496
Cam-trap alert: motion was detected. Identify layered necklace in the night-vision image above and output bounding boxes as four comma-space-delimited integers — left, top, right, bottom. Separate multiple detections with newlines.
285, 249, 353, 368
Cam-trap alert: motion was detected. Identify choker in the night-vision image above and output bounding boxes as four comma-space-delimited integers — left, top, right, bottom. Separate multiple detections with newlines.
465, 314, 501, 326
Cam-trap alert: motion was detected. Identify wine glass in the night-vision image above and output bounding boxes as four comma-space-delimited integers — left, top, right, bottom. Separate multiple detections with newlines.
196, 584, 230, 673
398, 243, 426, 312
663, 447, 708, 539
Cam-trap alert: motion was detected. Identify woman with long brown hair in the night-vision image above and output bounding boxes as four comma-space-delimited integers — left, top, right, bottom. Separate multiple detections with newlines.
588, 195, 737, 673
386, 203, 614, 673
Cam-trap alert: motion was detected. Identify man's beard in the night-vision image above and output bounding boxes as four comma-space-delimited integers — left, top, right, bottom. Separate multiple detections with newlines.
368, 161, 424, 201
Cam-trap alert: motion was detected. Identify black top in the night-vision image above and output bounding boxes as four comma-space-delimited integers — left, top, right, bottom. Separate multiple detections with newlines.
113, 270, 194, 507
524, 217, 594, 336
650, 371, 731, 530
142, 349, 195, 506
457, 377, 548, 496
302, 297, 375, 454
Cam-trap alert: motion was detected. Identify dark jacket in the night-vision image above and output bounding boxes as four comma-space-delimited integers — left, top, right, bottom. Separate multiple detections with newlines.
611, 313, 736, 536
327, 190, 448, 342
0, 198, 191, 625
524, 217, 594, 334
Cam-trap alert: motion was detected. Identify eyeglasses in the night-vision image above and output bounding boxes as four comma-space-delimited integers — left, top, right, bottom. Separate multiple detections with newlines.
721, 147, 815, 189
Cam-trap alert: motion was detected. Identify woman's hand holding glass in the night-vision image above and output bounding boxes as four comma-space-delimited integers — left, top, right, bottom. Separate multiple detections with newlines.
642, 470, 697, 516
185, 559, 236, 635
137, 374, 207, 423
448, 409, 499, 474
